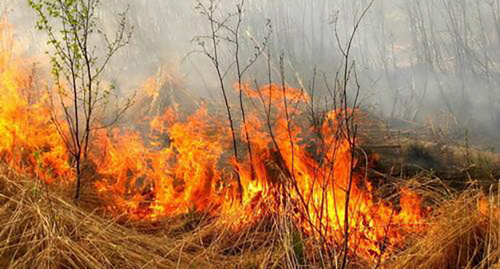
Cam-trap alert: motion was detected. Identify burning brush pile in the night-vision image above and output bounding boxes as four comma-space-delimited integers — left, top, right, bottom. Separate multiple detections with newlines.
0, 22, 498, 268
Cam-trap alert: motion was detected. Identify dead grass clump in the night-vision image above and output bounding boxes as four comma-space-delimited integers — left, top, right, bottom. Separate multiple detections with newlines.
2, 162, 498, 269
388, 186, 499, 269
0, 166, 210, 268
0, 165, 301, 268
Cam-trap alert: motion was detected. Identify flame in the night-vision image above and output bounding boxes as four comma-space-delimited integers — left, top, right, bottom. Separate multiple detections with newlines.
93, 107, 230, 217
0, 20, 426, 261
0, 21, 72, 184
90, 82, 426, 260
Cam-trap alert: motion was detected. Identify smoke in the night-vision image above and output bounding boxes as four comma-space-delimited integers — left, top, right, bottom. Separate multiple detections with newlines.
4, 0, 500, 149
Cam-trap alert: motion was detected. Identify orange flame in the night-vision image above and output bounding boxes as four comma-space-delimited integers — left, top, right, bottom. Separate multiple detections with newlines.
89, 82, 426, 260
0, 20, 426, 261
0, 21, 72, 184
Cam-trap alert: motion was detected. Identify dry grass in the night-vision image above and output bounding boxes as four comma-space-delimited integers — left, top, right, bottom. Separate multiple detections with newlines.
0, 165, 298, 268
0, 164, 498, 268
388, 185, 499, 269
0, 165, 211, 268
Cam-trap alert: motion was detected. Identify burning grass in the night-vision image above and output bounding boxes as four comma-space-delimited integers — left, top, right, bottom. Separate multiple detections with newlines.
0, 19, 499, 268
0, 41, 429, 263
0, 166, 204, 268
0, 165, 498, 268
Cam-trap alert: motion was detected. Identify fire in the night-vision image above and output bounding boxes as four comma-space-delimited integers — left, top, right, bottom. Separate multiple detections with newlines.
93, 107, 230, 217
0, 21, 72, 184
0, 20, 426, 261
91, 82, 426, 259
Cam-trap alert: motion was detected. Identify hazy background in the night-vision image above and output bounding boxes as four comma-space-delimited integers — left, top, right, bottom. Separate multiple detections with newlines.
2, 0, 500, 149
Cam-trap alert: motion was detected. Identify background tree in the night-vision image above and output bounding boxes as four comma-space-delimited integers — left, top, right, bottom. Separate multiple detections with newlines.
28, 0, 133, 200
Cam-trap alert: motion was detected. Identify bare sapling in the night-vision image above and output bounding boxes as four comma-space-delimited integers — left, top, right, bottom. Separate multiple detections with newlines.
194, 0, 270, 200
